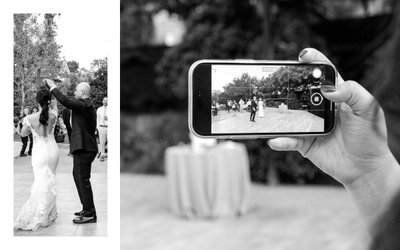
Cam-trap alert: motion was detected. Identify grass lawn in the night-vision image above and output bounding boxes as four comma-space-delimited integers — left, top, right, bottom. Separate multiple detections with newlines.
121, 174, 370, 250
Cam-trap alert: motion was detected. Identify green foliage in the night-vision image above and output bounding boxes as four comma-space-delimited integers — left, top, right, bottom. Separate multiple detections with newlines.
243, 139, 318, 184
76, 67, 93, 82
13, 14, 108, 115
122, 0, 393, 184
119, 0, 334, 183
90, 58, 108, 108
121, 111, 190, 174
217, 73, 259, 103
215, 66, 325, 109
14, 13, 61, 115
153, 0, 330, 109
155, 0, 262, 103
120, 0, 155, 48
67, 60, 79, 73
120, 111, 319, 183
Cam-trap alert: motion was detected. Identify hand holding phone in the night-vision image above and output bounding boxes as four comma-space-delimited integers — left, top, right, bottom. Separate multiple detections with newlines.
268, 49, 400, 234
268, 48, 393, 185
189, 59, 337, 138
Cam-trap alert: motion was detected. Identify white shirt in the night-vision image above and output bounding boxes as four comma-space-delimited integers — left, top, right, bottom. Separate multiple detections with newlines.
96, 106, 108, 127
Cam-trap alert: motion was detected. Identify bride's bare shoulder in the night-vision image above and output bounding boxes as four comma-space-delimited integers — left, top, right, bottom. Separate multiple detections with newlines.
27, 113, 40, 126
28, 111, 57, 125
27, 113, 39, 120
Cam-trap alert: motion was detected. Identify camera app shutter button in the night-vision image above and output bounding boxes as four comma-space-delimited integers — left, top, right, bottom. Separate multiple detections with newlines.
311, 93, 323, 106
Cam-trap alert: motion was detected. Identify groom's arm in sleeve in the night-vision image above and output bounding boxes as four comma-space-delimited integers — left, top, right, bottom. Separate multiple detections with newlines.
50, 95, 58, 113
50, 87, 87, 112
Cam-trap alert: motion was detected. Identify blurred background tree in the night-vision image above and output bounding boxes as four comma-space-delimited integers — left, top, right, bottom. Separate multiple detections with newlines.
121, 0, 399, 184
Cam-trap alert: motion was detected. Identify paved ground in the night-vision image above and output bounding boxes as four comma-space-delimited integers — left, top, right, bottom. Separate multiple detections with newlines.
212, 108, 323, 133
13, 141, 107, 236
121, 174, 370, 250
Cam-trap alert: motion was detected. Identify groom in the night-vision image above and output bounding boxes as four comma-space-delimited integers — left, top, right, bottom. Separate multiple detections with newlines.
45, 79, 98, 224
250, 96, 257, 122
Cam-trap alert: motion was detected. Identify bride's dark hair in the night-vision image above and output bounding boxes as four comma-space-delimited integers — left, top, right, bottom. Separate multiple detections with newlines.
36, 86, 52, 126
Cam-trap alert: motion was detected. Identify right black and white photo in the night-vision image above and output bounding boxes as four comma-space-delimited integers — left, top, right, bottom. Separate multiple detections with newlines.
121, 1, 400, 250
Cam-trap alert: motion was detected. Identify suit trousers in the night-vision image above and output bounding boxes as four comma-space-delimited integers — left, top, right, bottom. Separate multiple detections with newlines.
98, 126, 107, 155
66, 127, 72, 154
250, 111, 256, 121
73, 150, 97, 215
20, 134, 33, 154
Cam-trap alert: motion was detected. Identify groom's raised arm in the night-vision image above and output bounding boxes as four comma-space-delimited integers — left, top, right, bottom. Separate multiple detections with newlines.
51, 87, 87, 111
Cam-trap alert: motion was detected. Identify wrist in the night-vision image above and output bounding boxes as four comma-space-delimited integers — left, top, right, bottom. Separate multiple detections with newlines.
344, 149, 400, 188
344, 151, 400, 228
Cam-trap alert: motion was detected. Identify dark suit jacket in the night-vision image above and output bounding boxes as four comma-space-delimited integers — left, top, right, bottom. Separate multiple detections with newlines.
61, 108, 72, 132
251, 100, 258, 112
51, 88, 98, 153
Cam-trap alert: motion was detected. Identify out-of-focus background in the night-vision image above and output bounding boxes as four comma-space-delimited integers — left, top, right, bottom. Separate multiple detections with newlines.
120, 0, 400, 249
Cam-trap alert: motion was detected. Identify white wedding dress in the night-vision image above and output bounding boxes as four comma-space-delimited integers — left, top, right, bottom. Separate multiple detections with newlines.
15, 110, 60, 231
258, 100, 265, 117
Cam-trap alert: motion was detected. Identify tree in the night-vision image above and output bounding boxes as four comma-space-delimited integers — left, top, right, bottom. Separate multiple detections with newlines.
67, 60, 79, 73
218, 73, 259, 103
362, 0, 400, 161
152, 0, 331, 185
90, 58, 108, 108
14, 14, 41, 114
120, 0, 394, 184
121, 0, 156, 48
155, 0, 262, 105
38, 14, 61, 79
77, 67, 93, 82
14, 13, 61, 115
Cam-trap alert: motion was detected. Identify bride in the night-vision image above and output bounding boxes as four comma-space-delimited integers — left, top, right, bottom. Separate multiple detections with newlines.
14, 86, 60, 231
258, 97, 265, 118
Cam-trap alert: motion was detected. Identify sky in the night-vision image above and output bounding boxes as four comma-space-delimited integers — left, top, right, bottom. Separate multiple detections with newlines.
211, 65, 279, 91
53, 13, 109, 69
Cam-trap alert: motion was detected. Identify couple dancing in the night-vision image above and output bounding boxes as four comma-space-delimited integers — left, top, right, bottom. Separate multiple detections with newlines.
14, 79, 98, 231
250, 96, 266, 122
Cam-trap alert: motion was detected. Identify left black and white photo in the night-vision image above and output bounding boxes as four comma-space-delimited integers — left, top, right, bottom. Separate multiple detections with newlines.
13, 13, 108, 236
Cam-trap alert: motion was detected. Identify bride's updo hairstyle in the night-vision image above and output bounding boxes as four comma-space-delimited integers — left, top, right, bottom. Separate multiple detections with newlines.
36, 86, 52, 126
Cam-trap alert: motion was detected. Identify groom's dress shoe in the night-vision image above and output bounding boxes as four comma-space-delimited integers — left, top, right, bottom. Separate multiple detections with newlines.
74, 210, 85, 216
73, 215, 97, 224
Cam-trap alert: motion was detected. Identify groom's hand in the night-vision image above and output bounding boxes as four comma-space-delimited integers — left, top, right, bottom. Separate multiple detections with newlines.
43, 79, 57, 90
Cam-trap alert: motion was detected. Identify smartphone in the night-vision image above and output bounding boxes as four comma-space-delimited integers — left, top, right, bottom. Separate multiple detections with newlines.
188, 60, 337, 138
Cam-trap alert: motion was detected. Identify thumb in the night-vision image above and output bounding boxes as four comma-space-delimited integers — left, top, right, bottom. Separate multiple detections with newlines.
321, 80, 376, 115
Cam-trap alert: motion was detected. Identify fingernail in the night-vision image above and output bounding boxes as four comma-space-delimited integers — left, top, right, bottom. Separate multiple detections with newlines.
321, 85, 336, 93
298, 49, 308, 59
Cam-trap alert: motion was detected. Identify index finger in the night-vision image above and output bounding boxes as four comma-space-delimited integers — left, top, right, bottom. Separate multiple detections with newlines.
298, 48, 345, 85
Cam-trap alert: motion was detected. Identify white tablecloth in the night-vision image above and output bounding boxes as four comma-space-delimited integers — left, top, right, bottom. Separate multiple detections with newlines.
165, 142, 251, 218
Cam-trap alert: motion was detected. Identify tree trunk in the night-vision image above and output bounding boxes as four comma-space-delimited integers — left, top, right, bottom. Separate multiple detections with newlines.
260, 0, 275, 59
20, 83, 25, 115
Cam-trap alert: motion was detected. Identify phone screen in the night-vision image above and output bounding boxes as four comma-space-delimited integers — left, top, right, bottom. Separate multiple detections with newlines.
191, 62, 336, 137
